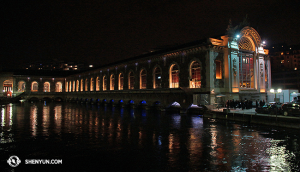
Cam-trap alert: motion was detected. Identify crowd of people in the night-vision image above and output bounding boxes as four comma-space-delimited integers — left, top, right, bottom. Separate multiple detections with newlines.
225, 99, 266, 110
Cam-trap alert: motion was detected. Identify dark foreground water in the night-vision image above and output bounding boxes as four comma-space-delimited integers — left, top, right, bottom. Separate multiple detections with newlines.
0, 102, 299, 172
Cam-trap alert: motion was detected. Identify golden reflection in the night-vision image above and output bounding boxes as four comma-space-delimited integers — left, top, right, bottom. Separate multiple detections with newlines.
54, 105, 62, 132
42, 105, 50, 134
1, 107, 5, 127
30, 105, 37, 136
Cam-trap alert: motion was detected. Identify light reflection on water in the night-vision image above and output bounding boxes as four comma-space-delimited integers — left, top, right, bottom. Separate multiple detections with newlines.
0, 102, 299, 171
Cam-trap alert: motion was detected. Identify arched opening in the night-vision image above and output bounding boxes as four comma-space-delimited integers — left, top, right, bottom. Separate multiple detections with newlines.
65, 81, 68, 92
43, 82, 50, 92
118, 73, 123, 90
31, 81, 38, 92
153, 67, 161, 89
103, 75, 107, 91
69, 81, 72, 92
96, 77, 100, 91
110, 74, 115, 90
55, 82, 62, 92
76, 80, 79, 92
190, 61, 201, 88
90, 77, 94, 91
18, 81, 26, 92
140, 69, 146, 89
85, 79, 88, 91
80, 79, 83, 91
169, 64, 179, 88
128, 71, 134, 90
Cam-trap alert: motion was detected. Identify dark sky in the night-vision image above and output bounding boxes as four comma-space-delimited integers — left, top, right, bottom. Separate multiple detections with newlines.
2, 0, 300, 69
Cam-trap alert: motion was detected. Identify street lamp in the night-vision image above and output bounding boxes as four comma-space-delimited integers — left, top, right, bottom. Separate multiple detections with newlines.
270, 88, 282, 103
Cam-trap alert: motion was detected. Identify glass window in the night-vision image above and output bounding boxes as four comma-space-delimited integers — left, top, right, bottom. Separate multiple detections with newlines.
118, 73, 123, 90
18, 81, 26, 92
90, 78, 94, 91
96, 77, 100, 91
32, 81, 38, 92
239, 54, 254, 88
55, 82, 62, 92
140, 69, 146, 89
103, 76, 107, 91
110, 74, 115, 90
153, 67, 161, 89
190, 61, 201, 88
215, 60, 222, 79
44, 82, 50, 92
170, 64, 179, 88
128, 72, 134, 89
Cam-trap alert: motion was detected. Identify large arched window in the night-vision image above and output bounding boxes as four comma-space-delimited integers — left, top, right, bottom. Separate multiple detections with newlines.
110, 74, 115, 90
90, 77, 94, 91
169, 64, 179, 88
128, 71, 134, 90
96, 77, 100, 91
85, 79, 88, 91
69, 81, 72, 92
44, 82, 50, 92
190, 61, 201, 88
55, 82, 62, 92
80, 79, 83, 91
140, 69, 146, 89
153, 67, 161, 89
76, 80, 79, 92
72, 81, 75, 92
118, 73, 123, 90
31, 81, 38, 92
18, 81, 26, 92
103, 75, 107, 91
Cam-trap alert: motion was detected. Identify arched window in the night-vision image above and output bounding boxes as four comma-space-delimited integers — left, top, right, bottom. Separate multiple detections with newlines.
18, 81, 26, 92
103, 75, 107, 91
55, 82, 62, 92
85, 79, 88, 91
110, 74, 115, 90
76, 80, 79, 92
96, 77, 100, 91
140, 69, 146, 89
31, 81, 38, 92
72, 81, 75, 92
128, 71, 134, 90
44, 82, 50, 92
69, 81, 72, 92
118, 73, 123, 90
153, 67, 161, 89
90, 77, 94, 91
65, 81, 68, 92
80, 79, 83, 91
3, 80, 13, 95
190, 61, 201, 88
170, 64, 179, 88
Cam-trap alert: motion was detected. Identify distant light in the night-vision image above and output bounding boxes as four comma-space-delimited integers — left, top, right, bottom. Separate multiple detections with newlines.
270, 89, 275, 93
278, 89, 282, 93
236, 35, 240, 38
263, 41, 266, 44
89, 65, 93, 68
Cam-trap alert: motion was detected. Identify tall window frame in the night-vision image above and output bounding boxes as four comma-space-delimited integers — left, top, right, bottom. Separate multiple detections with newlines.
118, 73, 123, 90
110, 74, 115, 90
128, 71, 134, 90
169, 64, 179, 88
140, 69, 146, 89
190, 61, 201, 88
103, 75, 107, 91
153, 67, 162, 89
239, 54, 254, 88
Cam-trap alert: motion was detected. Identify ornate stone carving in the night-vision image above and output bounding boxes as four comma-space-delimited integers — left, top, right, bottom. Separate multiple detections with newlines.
232, 58, 237, 77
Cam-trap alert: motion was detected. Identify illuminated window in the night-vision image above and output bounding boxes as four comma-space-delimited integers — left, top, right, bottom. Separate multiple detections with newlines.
190, 61, 201, 88
76, 80, 79, 92
85, 79, 88, 91
80, 79, 83, 91
44, 82, 50, 92
103, 76, 107, 91
18, 81, 26, 92
118, 73, 123, 90
281, 52, 284, 55
153, 67, 161, 89
72, 81, 75, 92
110, 74, 115, 90
90, 77, 94, 91
140, 69, 146, 89
31, 81, 38, 92
96, 77, 100, 91
170, 64, 179, 88
69, 81, 72, 92
55, 82, 62, 92
239, 54, 254, 88
215, 60, 222, 79
281, 60, 284, 63
295, 68, 298, 70
128, 71, 134, 89
65, 81, 68, 92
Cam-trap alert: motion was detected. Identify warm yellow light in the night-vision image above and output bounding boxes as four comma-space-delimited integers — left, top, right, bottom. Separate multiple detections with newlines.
260, 89, 265, 93
232, 88, 239, 92
270, 89, 275, 93
278, 89, 282, 93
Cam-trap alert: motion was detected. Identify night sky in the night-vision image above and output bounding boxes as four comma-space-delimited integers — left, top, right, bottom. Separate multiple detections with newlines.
2, 0, 300, 70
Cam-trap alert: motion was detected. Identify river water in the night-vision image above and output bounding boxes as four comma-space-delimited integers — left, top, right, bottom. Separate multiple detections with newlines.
0, 102, 299, 171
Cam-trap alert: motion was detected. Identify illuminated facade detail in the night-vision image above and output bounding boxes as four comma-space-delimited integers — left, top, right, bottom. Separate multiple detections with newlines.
103, 75, 107, 91
76, 80, 79, 92
69, 81, 71, 92
118, 73, 123, 90
153, 67, 161, 89
31, 81, 38, 92
65, 81, 68, 92
110, 74, 115, 90
90, 77, 94, 91
18, 81, 25, 92
128, 71, 134, 90
239, 54, 254, 88
170, 64, 179, 88
55, 82, 62, 92
44, 82, 50, 92
215, 60, 222, 79
190, 61, 201, 88
85, 79, 88, 91
140, 69, 146, 89
96, 77, 100, 91
72, 81, 75, 92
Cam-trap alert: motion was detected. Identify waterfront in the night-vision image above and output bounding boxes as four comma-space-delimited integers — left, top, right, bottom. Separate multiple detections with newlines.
1, 102, 299, 171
